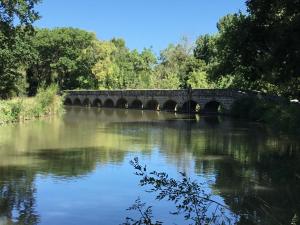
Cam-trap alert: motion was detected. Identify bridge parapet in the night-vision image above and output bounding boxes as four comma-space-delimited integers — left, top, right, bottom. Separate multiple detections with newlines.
66, 89, 189, 97
64, 89, 247, 114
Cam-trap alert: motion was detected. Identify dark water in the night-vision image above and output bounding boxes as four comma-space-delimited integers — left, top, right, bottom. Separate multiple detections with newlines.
0, 107, 299, 225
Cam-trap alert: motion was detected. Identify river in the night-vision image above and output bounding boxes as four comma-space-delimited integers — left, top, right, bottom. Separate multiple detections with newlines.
0, 107, 299, 225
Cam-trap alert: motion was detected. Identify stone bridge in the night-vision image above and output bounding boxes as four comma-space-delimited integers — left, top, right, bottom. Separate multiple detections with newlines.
64, 89, 248, 114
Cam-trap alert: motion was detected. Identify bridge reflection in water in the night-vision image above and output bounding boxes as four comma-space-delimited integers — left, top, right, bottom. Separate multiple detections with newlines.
64, 89, 249, 114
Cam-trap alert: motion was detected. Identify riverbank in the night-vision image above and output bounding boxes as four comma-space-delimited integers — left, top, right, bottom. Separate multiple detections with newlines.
231, 97, 300, 134
0, 85, 63, 125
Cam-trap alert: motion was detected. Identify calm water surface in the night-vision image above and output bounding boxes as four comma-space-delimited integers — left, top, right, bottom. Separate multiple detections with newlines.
0, 107, 299, 225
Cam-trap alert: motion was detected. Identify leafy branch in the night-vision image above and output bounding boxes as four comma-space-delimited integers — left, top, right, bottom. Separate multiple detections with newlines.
123, 197, 162, 225
124, 157, 237, 225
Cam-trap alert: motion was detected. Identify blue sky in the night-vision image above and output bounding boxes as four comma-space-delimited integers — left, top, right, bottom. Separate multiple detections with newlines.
35, 0, 246, 53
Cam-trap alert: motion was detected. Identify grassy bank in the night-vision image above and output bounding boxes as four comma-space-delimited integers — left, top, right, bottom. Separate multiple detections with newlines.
0, 85, 63, 125
231, 97, 300, 134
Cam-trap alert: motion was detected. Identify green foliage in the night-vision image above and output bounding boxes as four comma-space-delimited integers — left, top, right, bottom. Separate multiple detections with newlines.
0, 0, 221, 97
158, 41, 192, 89
1, 0, 299, 134
231, 97, 300, 134
194, 34, 217, 64
34, 84, 63, 116
0, 100, 21, 123
124, 198, 162, 225
0, 85, 63, 125
187, 71, 213, 89
27, 30, 159, 92
0, 0, 41, 98
27, 28, 99, 94
93, 43, 157, 89
0, 0, 40, 27
125, 157, 235, 225
153, 39, 214, 89
207, 0, 300, 98
262, 103, 300, 134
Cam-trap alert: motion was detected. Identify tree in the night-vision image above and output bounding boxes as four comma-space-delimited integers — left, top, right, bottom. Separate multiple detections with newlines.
92, 40, 118, 89
194, 34, 217, 64
210, 0, 300, 98
245, 0, 300, 97
0, 0, 40, 29
0, 0, 41, 98
103, 41, 157, 89
159, 43, 191, 88
27, 28, 99, 94
187, 71, 212, 89
154, 38, 215, 89
128, 48, 157, 88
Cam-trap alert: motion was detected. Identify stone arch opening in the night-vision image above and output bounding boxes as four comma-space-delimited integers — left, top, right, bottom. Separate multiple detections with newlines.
64, 98, 72, 105
103, 99, 114, 108
162, 100, 178, 112
92, 99, 102, 107
145, 100, 159, 111
116, 98, 128, 108
203, 101, 221, 114
82, 98, 91, 107
130, 99, 143, 109
73, 98, 81, 106
182, 100, 200, 113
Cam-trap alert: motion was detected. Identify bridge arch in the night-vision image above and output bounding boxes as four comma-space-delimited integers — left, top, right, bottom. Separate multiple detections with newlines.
103, 99, 114, 108
64, 98, 72, 105
116, 98, 128, 108
73, 98, 81, 106
145, 99, 159, 110
82, 98, 91, 107
92, 98, 102, 107
203, 101, 222, 114
182, 100, 200, 113
162, 100, 178, 112
130, 99, 143, 109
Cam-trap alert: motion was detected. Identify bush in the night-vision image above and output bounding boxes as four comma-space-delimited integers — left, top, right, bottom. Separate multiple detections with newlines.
0, 85, 63, 125
0, 99, 23, 124
231, 97, 300, 134
36, 85, 57, 112
231, 97, 261, 120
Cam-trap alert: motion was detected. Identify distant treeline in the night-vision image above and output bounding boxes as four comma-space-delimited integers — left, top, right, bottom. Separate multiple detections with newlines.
1, 0, 299, 100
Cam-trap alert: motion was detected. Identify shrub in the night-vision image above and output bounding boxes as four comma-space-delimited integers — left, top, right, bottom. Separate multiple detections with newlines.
231, 97, 260, 119
231, 97, 300, 134
35, 85, 57, 112
0, 85, 63, 125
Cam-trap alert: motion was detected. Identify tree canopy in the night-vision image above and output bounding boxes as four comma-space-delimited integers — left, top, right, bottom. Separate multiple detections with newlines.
204, 0, 300, 98
0, 0, 40, 98
1, 0, 299, 99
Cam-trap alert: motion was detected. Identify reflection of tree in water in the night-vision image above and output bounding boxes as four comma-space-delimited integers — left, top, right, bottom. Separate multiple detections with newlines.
0, 146, 127, 224
196, 133, 300, 224
32, 148, 99, 177
1, 108, 299, 224
32, 147, 126, 177
0, 167, 39, 225
203, 139, 300, 224
122, 115, 300, 224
